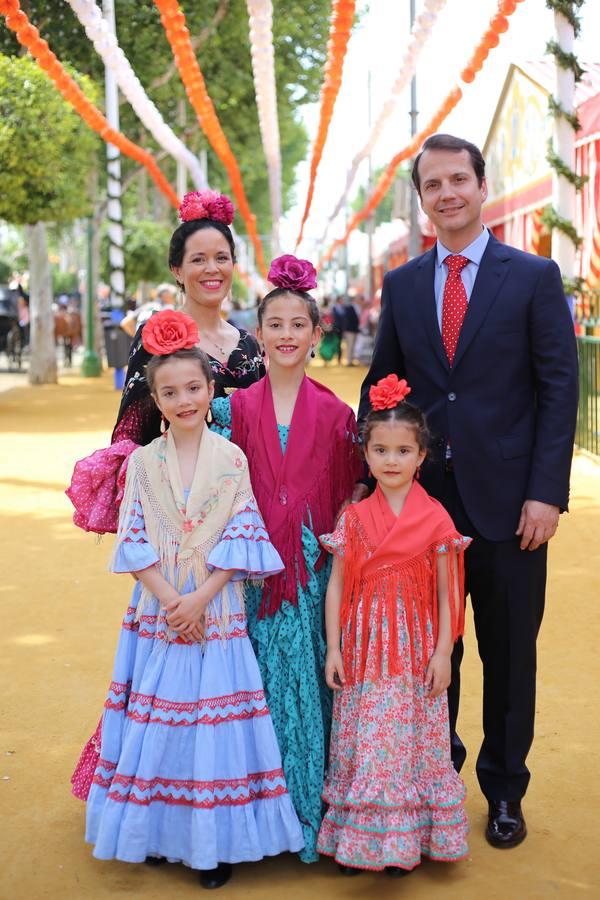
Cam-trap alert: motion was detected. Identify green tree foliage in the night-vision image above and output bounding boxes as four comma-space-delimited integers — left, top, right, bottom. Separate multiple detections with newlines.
0, 54, 99, 224
351, 165, 412, 232
0, 258, 11, 282
100, 219, 173, 291
0, 0, 331, 234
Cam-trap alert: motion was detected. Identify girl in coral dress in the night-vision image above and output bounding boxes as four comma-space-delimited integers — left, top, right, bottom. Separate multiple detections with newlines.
84, 312, 303, 889
317, 375, 470, 876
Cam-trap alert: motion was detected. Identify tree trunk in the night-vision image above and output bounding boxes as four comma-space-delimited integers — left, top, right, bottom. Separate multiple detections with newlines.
27, 222, 57, 385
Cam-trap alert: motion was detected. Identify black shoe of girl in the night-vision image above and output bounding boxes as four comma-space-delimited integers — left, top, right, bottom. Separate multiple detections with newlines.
199, 863, 233, 889
144, 856, 167, 866
337, 863, 362, 876
385, 866, 412, 877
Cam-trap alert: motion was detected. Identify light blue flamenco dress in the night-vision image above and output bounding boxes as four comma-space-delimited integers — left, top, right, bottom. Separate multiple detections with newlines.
212, 397, 332, 863
85, 488, 305, 869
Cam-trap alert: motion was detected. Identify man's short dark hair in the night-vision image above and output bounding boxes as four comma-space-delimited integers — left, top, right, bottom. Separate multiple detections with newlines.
411, 134, 486, 196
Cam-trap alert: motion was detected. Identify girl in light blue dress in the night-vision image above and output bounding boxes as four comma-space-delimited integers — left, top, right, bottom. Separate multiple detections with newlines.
83, 316, 303, 889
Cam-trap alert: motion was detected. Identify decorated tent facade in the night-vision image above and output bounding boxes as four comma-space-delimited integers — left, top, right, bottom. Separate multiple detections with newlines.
482, 61, 600, 324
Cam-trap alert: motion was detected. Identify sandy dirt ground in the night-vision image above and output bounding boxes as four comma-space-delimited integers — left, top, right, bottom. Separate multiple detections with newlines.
1, 363, 599, 899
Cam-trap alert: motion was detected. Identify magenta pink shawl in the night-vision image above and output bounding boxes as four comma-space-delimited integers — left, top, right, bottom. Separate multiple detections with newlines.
231, 374, 361, 616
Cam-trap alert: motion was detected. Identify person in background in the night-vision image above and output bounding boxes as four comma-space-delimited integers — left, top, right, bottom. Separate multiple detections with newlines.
332, 296, 346, 365
119, 282, 178, 338
342, 296, 360, 366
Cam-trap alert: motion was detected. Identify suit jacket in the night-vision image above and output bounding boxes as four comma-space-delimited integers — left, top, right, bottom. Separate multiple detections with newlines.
358, 234, 579, 541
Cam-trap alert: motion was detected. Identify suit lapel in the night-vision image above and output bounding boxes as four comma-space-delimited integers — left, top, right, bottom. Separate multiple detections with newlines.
415, 246, 449, 373
452, 234, 511, 370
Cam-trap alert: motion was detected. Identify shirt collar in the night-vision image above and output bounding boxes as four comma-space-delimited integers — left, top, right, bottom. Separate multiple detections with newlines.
436, 226, 490, 269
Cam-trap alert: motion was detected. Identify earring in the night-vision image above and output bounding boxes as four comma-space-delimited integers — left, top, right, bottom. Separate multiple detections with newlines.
260, 347, 266, 358
206, 406, 213, 425
310, 348, 316, 359
160, 414, 167, 434
415, 465, 421, 481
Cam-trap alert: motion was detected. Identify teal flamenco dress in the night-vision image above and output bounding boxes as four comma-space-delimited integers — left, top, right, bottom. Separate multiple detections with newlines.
212, 396, 336, 862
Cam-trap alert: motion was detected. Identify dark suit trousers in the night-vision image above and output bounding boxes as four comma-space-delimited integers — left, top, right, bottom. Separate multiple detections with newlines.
442, 469, 547, 802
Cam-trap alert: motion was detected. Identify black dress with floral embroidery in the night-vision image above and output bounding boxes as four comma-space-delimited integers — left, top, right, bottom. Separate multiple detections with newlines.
112, 324, 265, 447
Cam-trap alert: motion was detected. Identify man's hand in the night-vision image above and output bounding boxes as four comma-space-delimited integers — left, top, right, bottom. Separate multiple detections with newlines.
516, 500, 560, 551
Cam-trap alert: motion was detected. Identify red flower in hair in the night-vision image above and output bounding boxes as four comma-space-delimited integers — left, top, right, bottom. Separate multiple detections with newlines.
179, 190, 235, 225
369, 374, 411, 410
141, 310, 199, 356
268, 254, 317, 292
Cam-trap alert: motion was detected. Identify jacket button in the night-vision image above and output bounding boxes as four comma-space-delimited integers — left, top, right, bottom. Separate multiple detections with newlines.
448, 392, 456, 402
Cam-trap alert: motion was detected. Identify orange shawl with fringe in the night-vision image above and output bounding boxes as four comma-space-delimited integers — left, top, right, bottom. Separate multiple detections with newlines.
339, 482, 469, 685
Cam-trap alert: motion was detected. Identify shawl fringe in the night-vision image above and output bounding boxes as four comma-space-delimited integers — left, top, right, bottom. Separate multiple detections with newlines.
340, 508, 466, 686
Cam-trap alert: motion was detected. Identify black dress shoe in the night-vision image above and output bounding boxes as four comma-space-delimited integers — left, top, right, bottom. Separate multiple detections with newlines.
337, 863, 362, 876
385, 866, 412, 878
144, 855, 167, 866
199, 863, 232, 889
485, 800, 527, 848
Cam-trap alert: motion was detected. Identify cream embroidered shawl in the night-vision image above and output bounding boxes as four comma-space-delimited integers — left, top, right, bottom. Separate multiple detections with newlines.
113, 426, 253, 623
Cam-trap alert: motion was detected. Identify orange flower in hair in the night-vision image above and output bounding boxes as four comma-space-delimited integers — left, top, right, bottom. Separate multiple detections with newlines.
369, 374, 411, 410
141, 310, 199, 355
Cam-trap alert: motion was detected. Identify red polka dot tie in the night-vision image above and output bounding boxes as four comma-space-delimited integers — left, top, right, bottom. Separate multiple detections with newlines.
442, 254, 469, 366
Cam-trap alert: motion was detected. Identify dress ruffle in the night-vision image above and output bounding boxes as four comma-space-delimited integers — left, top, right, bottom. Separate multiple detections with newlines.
86, 584, 304, 867
246, 524, 332, 864
110, 495, 160, 573
207, 505, 284, 581
66, 438, 138, 534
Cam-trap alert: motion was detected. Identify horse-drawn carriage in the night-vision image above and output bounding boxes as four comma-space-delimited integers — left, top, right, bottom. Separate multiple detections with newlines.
0, 286, 25, 369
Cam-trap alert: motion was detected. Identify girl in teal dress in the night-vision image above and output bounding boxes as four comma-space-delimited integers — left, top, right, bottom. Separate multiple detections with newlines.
211, 255, 361, 861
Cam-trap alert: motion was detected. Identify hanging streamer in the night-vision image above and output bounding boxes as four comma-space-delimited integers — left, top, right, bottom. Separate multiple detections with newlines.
319, 0, 527, 268
322, 0, 446, 245
66, 0, 207, 191
295, 0, 356, 249
246, 0, 282, 255
154, 0, 266, 277
0, 0, 179, 208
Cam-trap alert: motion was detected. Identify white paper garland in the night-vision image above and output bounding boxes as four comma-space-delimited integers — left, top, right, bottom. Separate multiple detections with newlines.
246, 0, 282, 254
322, 0, 446, 242
67, 0, 207, 191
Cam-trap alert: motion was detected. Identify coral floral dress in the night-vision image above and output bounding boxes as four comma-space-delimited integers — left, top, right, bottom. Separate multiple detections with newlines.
317, 483, 470, 872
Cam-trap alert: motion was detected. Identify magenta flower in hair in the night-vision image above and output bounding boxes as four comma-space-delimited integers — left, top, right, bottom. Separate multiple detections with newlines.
268, 254, 317, 292
179, 190, 235, 226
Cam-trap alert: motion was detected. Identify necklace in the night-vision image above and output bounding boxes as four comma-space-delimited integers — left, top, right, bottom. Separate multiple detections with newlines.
203, 332, 228, 357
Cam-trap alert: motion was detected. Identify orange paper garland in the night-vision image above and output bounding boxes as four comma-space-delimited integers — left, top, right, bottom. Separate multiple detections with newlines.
0, 0, 179, 209
154, 0, 266, 277
295, 0, 356, 249
319, 0, 526, 268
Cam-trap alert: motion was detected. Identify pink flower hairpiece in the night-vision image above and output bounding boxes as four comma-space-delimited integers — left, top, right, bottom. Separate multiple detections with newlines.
179, 190, 235, 226
141, 310, 199, 356
369, 374, 411, 411
268, 254, 317, 292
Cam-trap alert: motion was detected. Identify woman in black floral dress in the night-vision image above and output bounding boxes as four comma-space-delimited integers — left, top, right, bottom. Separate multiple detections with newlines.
113, 190, 265, 447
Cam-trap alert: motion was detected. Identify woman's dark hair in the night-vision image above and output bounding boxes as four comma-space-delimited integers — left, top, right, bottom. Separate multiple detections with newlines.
362, 401, 430, 453
257, 287, 320, 329
411, 133, 486, 197
168, 219, 237, 288
146, 347, 214, 394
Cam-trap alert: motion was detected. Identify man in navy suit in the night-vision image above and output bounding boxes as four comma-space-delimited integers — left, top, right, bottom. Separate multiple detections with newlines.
357, 134, 578, 848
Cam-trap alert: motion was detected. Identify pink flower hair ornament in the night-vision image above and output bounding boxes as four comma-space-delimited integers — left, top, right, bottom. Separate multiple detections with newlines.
179, 190, 235, 226
268, 254, 318, 292
141, 309, 200, 356
369, 374, 412, 411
